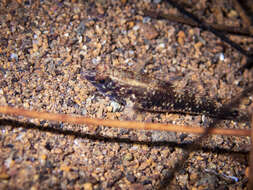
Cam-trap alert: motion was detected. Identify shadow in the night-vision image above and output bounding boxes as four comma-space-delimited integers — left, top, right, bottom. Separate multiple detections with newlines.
164, 0, 253, 75
145, 1, 253, 188
165, 0, 253, 59
0, 82, 252, 190
0, 118, 249, 156
156, 82, 253, 189
237, 58, 253, 74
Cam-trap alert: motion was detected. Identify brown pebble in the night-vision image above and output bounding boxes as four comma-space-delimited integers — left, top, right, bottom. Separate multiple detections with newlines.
121, 0, 127, 4
177, 30, 186, 46
245, 167, 249, 178
140, 24, 159, 40
123, 153, 134, 161
83, 182, 93, 190
60, 164, 71, 172
127, 21, 135, 29
0, 172, 10, 180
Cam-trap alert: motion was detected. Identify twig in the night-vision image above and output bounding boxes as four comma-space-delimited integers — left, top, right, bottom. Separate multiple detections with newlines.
144, 10, 253, 37
0, 105, 250, 136
165, 0, 253, 59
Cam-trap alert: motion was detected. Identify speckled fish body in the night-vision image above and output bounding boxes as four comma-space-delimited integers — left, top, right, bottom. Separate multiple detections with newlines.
83, 65, 241, 119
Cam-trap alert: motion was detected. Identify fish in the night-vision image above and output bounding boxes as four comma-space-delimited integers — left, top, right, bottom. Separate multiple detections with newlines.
82, 64, 246, 120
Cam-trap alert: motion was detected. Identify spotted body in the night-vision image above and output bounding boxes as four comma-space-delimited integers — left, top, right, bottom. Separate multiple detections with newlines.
83, 64, 241, 119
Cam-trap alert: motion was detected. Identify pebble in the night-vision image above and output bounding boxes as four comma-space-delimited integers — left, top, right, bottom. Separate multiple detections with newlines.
126, 173, 136, 183
83, 182, 93, 190
123, 153, 134, 161
219, 53, 225, 61
0, 0, 251, 189
227, 9, 238, 18
10, 53, 18, 61
142, 17, 151, 23
76, 21, 86, 35
60, 164, 71, 172
0, 172, 10, 180
110, 101, 122, 112
151, 131, 177, 142
177, 174, 188, 186
140, 24, 159, 40
177, 31, 186, 46
245, 167, 249, 178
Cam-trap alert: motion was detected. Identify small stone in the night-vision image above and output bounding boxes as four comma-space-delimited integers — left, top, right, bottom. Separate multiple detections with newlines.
121, 37, 129, 45
76, 21, 86, 35
106, 106, 113, 112
245, 167, 250, 178
177, 174, 188, 185
60, 164, 71, 172
142, 17, 151, 23
0, 172, 10, 180
123, 153, 134, 161
128, 30, 137, 42
10, 53, 18, 61
83, 182, 93, 190
5, 156, 15, 169
196, 156, 203, 161
177, 31, 185, 46
140, 24, 159, 40
40, 154, 47, 164
53, 148, 63, 154
23, 102, 30, 108
194, 41, 203, 52
97, 6, 104, 15
219, 53, 225, 61
0, 89, 7, 104
127, 21, 135, 28
110, 101, 121, 112
227, 9, 238, 19
208, 163, 217, 170
133, 25, 140, 31
126, 174, 136, 183
156, 43, 165, 50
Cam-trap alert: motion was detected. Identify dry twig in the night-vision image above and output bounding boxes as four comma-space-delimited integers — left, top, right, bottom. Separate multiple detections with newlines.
0, 105, 250, 137
144, 10, 253, 37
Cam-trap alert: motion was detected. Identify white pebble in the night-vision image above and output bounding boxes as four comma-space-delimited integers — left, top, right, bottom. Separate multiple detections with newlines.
219, 53, 225, 61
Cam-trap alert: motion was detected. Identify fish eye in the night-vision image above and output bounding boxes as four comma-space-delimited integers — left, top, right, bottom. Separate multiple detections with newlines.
98, 79, 106, 84
232, 110, 238, 116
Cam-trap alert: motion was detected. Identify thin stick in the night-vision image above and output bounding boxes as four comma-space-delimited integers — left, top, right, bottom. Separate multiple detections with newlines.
165, 0, 253, 58
0, 105, 250, 137
144, 10, 253, 37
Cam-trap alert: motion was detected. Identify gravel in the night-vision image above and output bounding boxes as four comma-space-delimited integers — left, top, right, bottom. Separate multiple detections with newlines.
0, 0, 252, 189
